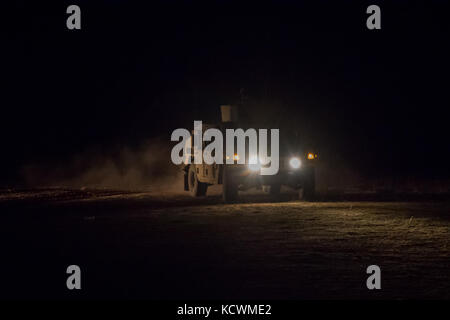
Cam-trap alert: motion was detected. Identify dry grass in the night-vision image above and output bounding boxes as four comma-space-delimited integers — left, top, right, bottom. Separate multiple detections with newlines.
1, 189, 449, 299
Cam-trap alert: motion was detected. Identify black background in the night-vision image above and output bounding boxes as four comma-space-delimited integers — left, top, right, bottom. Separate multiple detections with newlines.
2, 0, 450, 186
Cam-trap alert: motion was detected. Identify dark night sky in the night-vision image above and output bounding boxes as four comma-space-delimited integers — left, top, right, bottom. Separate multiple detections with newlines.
2, 0, 450, 184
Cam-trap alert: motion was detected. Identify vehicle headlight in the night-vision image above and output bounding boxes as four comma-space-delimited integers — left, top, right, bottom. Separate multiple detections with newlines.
289, 157, 301, 169
248, 155, 261, 171
227, 154, 240, 161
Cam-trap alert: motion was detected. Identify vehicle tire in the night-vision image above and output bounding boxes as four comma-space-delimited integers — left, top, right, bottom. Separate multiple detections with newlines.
188, 165, 207, 197
269, 183, 281, 196
302, 167, 316, 201
222, 166, 238, 202
298, 188, 304, 200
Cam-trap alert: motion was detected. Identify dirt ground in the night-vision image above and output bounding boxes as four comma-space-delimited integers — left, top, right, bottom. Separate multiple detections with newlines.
0, 187, 449, 300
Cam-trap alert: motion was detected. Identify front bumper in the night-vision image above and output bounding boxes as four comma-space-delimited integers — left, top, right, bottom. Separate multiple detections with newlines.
230, 164, 314, 190
259, 166, 314, 189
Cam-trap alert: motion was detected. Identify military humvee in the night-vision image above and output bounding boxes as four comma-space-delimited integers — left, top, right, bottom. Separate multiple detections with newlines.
182, 105, 317, 202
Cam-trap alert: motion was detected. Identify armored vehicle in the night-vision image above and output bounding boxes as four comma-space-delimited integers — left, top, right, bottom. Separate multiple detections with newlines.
182, 105, 317, 202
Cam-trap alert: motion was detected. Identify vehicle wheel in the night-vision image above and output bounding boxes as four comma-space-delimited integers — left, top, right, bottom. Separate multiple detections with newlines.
222, 166, 238, 202
302, 167, 316, 200
298, 188, 304, 200
188, 165, 207, 197
269, 183, 281, 196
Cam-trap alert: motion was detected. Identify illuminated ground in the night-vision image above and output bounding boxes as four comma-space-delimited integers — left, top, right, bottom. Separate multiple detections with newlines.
1, 188, 449, 299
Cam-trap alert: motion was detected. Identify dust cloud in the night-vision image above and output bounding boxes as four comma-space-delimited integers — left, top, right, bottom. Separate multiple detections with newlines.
18, 137, 450, 196
21, 138, 183, 192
